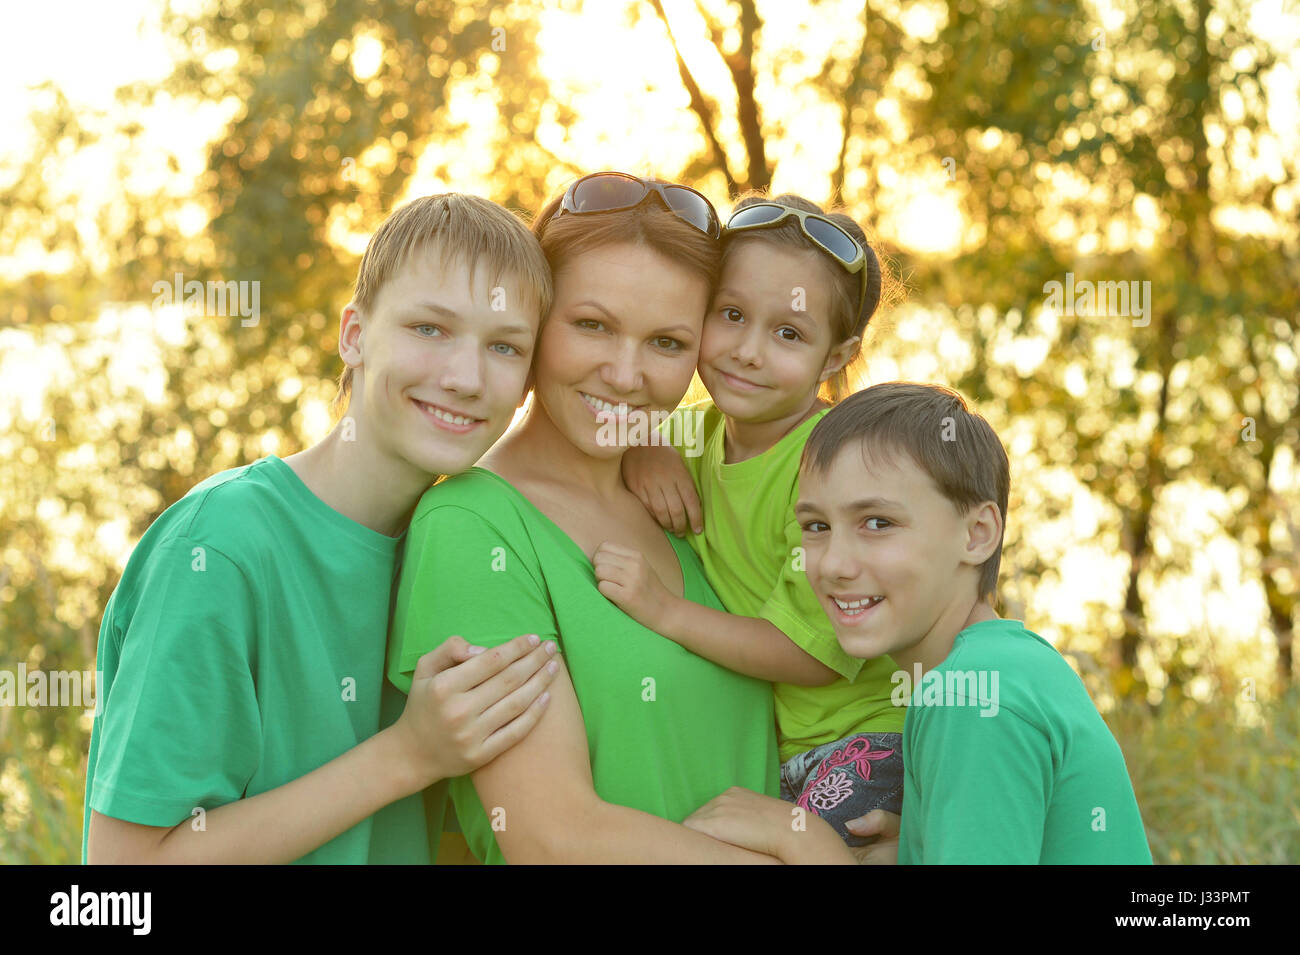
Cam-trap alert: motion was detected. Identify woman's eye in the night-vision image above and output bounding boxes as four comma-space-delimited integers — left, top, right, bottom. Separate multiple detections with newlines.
575, 318, 604, 331
801, 520, 829, 533
652, 336, 683, 351
720, 307, 744, 323
864, 517, 892, 531
490, 342, 522, 356
777, 326, 802, 342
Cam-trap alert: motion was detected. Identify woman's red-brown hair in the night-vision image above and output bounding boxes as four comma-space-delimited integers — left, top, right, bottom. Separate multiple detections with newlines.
531, 181, 722, 293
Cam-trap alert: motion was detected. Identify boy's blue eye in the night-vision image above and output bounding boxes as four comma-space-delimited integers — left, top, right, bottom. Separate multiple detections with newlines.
490, 342, 522, 356
415, 324, 444, 337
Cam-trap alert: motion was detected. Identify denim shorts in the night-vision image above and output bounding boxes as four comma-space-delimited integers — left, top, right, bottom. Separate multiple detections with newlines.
779, 732, 904, 847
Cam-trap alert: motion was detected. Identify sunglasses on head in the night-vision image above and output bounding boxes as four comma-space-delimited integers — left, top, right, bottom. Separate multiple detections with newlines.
724, 202, 882, 327
550, 171, 722, 239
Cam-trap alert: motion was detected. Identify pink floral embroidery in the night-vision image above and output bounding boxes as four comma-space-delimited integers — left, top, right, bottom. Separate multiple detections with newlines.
806, 771, 855, 812
796, 736, 896, 817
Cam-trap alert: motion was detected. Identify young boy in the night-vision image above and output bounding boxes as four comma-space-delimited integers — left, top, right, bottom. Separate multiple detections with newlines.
685, 381, 1152, 864
83, 194, 560, 864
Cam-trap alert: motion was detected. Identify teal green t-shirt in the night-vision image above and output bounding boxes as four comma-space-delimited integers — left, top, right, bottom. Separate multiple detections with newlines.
387, 467, 781, 865
83, 455, 431, 864
898, 619, 1153, 864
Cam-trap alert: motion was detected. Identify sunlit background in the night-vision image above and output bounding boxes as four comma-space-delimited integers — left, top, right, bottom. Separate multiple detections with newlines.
2, 0, 1298, 863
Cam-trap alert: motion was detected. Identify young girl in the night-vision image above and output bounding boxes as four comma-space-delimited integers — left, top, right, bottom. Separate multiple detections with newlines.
599, 193, 902, 847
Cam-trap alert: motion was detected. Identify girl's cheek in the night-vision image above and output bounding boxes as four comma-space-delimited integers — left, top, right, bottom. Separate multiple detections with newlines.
698, 321, 729, 362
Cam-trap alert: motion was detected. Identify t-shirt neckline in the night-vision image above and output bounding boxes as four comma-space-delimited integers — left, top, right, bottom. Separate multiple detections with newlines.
467, 465, 695, 600
717, 406, 829, 473
261, 454, 403, 555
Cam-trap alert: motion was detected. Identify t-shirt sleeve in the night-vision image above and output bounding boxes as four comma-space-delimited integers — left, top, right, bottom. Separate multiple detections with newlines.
389, 503, 558, 692
757, 510, 865, 682
903, 699, 1052, 864
90, 536, 261, 827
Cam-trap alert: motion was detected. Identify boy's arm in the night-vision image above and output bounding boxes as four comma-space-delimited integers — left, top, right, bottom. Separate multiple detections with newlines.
902, 700, 1051, 864
89, 634, 557, 864
594, 542, 837, 684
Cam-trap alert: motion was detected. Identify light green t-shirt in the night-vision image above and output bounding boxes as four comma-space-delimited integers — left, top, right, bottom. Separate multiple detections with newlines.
82, 455, 432, 865
673, 400, 905, 761
387, 467, 781, 865
899, 618, 1153, 864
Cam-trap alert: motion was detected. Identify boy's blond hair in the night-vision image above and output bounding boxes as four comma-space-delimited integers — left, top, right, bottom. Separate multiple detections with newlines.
333, 194, 554, 416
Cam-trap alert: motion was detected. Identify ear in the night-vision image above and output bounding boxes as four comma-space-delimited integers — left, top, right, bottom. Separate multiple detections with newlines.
339, 302, 364, 369
818, 335, 861, 384
961, 501, 1003, 567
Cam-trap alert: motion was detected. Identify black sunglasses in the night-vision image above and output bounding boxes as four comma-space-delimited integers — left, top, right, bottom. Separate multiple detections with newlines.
551, 172, 722, 239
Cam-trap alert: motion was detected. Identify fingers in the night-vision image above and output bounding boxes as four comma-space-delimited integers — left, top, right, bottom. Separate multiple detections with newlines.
462, 639, 558, 717
592, 542, 637, 584
596, 577, 625, 605
473, 654, 564, 763
844, 809, 881, 836
413, 635, 480, 682
660, 486, 689, 537
679, 479, 704, 535
648, 486, 676, 531
417, 631, 541, 696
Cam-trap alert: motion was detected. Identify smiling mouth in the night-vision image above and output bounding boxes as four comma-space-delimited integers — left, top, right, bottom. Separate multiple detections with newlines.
412, 399, 485, 430
713, 369, 767, 391
830, 595, 884, 618
580, 391, 644, 417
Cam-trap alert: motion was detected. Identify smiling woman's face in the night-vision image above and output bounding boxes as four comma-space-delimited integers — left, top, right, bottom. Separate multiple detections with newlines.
533, 241, 710, 460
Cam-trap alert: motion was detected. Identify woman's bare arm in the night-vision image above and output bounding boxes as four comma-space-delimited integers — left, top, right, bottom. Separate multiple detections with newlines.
471, 664, 782, 864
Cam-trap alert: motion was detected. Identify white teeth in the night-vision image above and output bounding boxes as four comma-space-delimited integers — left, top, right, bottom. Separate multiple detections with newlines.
581, 392, 632, 415
421, 402, 476, 426
833, 596, 882, 614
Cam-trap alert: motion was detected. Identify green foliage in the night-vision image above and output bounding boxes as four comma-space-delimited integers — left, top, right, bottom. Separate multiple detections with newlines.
1, 0, 1296, 864
1110, 686, 1300, 864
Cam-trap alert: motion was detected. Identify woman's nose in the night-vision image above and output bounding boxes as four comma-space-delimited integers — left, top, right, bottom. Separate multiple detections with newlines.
601, 340, 643, 394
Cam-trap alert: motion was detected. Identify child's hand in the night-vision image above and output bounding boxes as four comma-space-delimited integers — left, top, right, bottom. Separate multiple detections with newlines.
593, 542, 675, 630
845, 809, 902, 865
684, 787, 857, 865
397, 633, 559, 785
621, 445, 704, 536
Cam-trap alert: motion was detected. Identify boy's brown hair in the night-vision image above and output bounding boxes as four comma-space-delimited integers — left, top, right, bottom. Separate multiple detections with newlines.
332, 193, 554, 416
801, 381, 1010, 601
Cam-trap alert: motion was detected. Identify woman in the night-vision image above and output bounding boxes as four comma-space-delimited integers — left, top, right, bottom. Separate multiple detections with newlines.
387, 172, 806, 863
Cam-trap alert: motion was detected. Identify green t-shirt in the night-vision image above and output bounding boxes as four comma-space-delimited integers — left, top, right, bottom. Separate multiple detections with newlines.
82, 455, 432, 865
387, 467, 780, 865
674, 400, 905, 761
898, 618, 1153, 864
